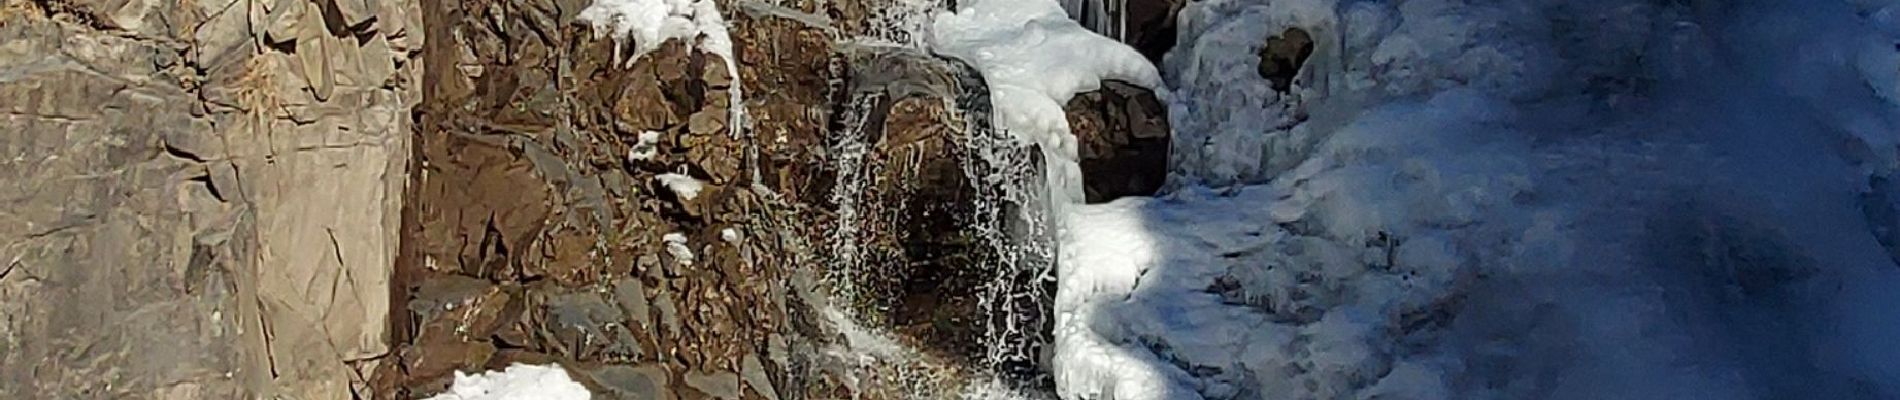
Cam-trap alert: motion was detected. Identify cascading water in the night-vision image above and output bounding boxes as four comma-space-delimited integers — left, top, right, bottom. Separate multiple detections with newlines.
942, 59, 1058, 385
809, 1, 1062, 396
825, 92, 883, 308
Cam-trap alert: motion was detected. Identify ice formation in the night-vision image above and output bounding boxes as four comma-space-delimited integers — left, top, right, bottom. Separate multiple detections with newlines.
1058, 0, 1127, 41
423, 363, 591, 400
930, 0, 1163, 208
1051, 0, 1900, 399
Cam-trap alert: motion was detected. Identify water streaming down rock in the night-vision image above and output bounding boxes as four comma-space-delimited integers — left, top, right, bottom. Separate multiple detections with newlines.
818, 43, 1059, 394
824, 90, 881, 306
945, 57, 1060, 386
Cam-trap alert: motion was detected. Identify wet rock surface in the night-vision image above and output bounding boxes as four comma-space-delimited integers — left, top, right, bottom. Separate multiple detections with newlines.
387, 0, 1093, 393
825, 46, 1059, 383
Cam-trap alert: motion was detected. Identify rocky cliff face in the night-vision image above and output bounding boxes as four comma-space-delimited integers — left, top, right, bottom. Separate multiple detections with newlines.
0, 0, 418, 396
0, 0, 1168, 397
386, 0, 805, 394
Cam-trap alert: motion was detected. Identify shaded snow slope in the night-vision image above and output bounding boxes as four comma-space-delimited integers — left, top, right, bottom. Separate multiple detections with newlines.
1055, 0, 1900, 399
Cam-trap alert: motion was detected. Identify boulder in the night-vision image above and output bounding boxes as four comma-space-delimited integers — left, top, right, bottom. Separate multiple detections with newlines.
1067, 81, 1173, 202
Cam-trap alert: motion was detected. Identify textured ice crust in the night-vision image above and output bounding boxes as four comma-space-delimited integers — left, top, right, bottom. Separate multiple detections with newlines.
1053, 0, 1900, 399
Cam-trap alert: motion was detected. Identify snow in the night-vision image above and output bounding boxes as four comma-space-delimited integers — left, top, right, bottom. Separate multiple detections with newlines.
930, 0, 1163, 207
663, 232, 694, 266
1051, 0, 1900, 399
627, 130, 661, 161
656, 173, 703, 201
423, 364, 591, 400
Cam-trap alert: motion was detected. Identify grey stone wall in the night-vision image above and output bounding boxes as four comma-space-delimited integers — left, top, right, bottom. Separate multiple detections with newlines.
0, 0, 418, 396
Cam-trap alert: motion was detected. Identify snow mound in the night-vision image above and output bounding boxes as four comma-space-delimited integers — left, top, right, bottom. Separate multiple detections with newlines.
663, 232, 694, 265
424, 364, 591, 400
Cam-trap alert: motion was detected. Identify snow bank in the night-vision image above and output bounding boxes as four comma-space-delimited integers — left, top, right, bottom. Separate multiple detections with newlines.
930, 0, 1162, 207
424, 364, 591, 400
1054, 0, 1900, 398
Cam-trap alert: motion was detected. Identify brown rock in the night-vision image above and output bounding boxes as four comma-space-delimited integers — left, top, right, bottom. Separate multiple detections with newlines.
1067, 80, 1172, 202
1126, 0, 1185, 62
684, 370, 742, 399
408, 275, 519, 339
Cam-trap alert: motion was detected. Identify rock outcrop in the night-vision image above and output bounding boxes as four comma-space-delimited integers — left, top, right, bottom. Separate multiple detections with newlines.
386, 0, 1061, 394
0, 0, 419, 397
1066, 80, 1171, 202
1259, 27, 1315, 91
